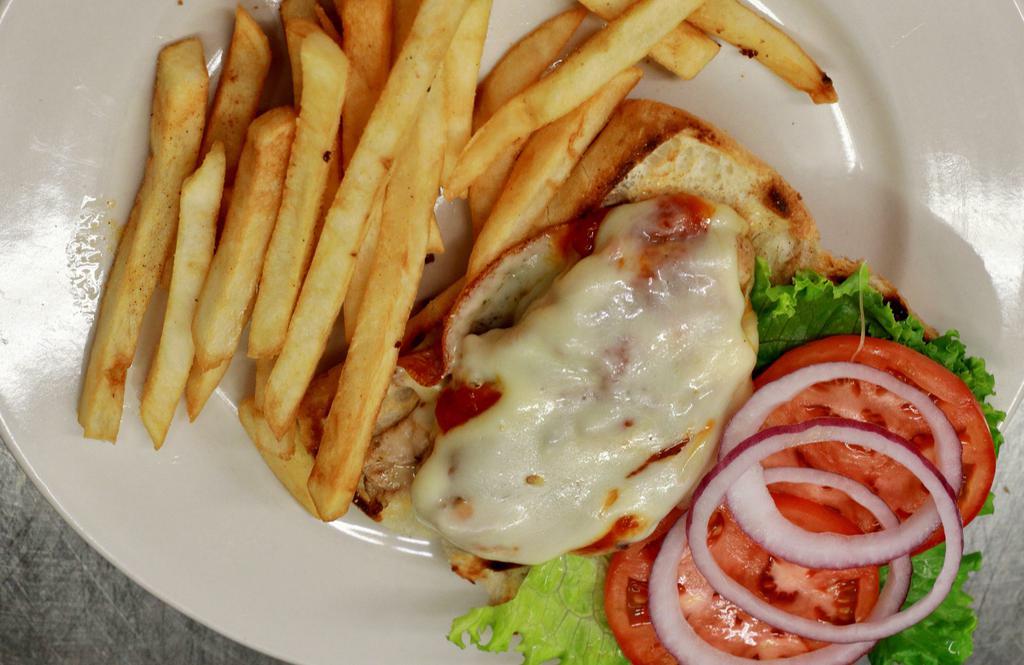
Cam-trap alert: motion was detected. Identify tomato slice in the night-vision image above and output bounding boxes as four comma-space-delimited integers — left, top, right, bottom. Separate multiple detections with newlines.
755, 335, 996, 549
605, 492, 880, 663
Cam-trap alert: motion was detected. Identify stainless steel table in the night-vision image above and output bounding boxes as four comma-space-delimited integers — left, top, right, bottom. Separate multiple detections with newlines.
0, 442, 282, 665
2, 411, 1022, 664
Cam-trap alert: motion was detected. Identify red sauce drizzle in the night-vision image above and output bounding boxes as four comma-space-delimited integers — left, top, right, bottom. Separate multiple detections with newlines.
575, 514, 646, 555
563, 207, 611, 258
435, 382, 502, 433
644, 193, 714, 243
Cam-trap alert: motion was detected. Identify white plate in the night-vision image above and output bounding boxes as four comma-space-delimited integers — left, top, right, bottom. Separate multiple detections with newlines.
2, 1, 1023, 663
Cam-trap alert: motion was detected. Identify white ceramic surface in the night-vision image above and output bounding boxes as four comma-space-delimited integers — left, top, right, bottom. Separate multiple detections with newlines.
1, 1, 1022, 663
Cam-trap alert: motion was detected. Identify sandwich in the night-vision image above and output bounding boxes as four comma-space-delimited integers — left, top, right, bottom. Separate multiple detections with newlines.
243, 100, 1003, 664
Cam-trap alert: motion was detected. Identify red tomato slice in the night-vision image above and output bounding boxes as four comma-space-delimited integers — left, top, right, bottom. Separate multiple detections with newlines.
755, 335, 996, 549
605, 492, 880, 663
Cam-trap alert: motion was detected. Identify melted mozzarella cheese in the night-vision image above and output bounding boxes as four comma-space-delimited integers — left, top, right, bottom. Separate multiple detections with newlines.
412, 197, 757, 564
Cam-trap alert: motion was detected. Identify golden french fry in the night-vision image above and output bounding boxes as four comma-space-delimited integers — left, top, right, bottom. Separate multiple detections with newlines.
283, 17, 320, 103
239, 399, 317, 515
240, 381, 297, 461
446, 0, 706, 198
202, 7, 271, 178
262, 0, 471, 438
402, 276, 463, 348
254, 356, 274, 412
307, 81, 445, 521
689, 0, 837, 103
338, 0, 393, 166
78, 38, 208, 442
320, 135, 342, 217
342, 187, 386, 343
187, 110, 295, 420
578, 0, 719, 79
241, 362, 342, 512
467, 7, 586, 231
468, 67, 641, 278
139, 144, 225, 448
426, 213, 444, 255
542, 98, 690, 231
314, 4, 343, 46
282, 0, 318, 23
441, 0, 492, 181
391, 0, 422, 62
249, 32, 349, 359
184, 357, 230, 421
192, 108, 296, 371
468, 150, 517, 236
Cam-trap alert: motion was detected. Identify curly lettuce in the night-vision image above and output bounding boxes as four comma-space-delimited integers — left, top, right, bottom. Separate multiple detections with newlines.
449, 555, 627, 665
870, 546, 984, 665
751, 259, 1005, 458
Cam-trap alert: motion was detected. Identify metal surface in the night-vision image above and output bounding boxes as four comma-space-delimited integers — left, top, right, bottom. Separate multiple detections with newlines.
3, 406, 1021, 663
0, 442, 283, 665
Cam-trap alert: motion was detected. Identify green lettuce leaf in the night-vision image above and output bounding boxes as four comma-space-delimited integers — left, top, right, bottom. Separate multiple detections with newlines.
449, 555, 628, 665
869, 546, 984, 665
751, 258, 1005, 457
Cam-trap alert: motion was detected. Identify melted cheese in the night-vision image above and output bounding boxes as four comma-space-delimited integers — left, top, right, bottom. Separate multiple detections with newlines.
412, 197, 756, 564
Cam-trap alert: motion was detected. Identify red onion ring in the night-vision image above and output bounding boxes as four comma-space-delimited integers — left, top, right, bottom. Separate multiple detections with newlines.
686, 419, 962, 643
649, 466, 911, 663
720, 362, 962, 565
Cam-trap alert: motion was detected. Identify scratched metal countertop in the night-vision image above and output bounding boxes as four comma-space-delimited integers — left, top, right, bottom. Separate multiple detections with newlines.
2, 410, 1022, 665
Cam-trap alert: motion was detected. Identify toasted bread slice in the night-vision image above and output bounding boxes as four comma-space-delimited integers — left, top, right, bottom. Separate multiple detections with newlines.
543, 98, 819, 281
544, 98, 907, 304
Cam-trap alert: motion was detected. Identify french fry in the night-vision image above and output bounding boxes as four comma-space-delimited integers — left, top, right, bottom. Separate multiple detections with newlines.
542, 98, 692, 232
342, 187, 386, 343
78, 38, 208, 442
441, 0, 492, 182
320, 135, 342, 217
239, 399, 317, 515
314, 4, 343, 46
426, 213, 445, 255
192, 107, 296, 372
467, 7, 586, 231
282, 0, 318, 23
308, 82, 445, 521
577, 0, 719, 80
402, 276, 463, 348
391, 0, 422, 62
283, 16, 320, 103
261, 0, 471, 438
254, 356, 274, 412
338, 0, 393, 166
688, 0, 837, 103
241, 361, 342, 513
249, 32, 349, 359
468, 67, 641, 278
139, 144, 225, 449
446, 0, 705, 199
201, 7, 272, 178
184, 358, 231, 421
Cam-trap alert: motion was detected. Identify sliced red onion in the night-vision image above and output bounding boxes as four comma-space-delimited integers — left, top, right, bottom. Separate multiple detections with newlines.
649, 465, 911, 664
687, 419, 962, 643
720, 361, 962, 564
